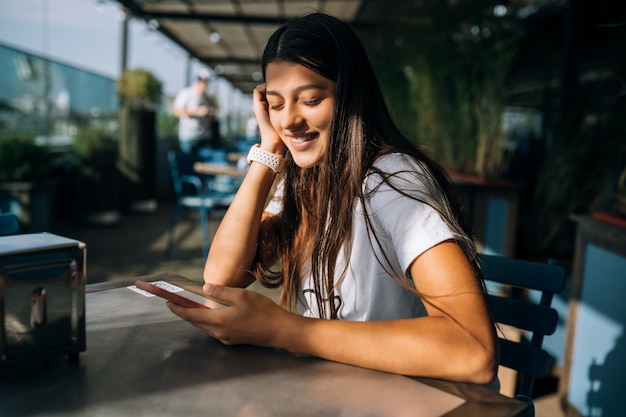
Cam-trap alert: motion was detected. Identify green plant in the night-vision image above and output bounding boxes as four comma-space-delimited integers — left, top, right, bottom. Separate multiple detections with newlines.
367, 1, 523, 179
72, 127, 117, 177
117, 68, 163, 108
157, 112, 179, 139
0, 134, 51, 182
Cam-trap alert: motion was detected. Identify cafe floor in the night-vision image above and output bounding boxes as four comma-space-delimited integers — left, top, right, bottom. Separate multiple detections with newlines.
55, 200, 564, 417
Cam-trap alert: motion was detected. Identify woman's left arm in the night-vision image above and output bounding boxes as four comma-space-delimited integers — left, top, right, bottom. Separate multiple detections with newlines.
279, 240, 498, 384
168, 241, 498, 384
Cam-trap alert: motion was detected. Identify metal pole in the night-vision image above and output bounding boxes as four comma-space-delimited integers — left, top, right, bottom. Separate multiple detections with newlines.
121, 9, 129, 74
185, 53, 192, 86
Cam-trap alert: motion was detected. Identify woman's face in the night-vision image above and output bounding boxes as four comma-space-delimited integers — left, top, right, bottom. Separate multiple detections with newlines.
264, 60, 336, 168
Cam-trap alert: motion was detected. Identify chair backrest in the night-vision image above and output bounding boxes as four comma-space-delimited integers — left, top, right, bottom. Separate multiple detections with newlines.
167, 151, 204, 198
0, 212, 19, 235
479, 253, 566, 399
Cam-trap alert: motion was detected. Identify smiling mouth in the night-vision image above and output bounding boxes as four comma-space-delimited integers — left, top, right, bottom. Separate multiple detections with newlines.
289, 132, 318, 144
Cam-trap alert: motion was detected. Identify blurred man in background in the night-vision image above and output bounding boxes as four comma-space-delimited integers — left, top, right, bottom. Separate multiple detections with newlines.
174, 69, 219, 154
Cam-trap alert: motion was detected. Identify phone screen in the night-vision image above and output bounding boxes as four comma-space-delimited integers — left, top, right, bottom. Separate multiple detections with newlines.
134, 280, 212, 309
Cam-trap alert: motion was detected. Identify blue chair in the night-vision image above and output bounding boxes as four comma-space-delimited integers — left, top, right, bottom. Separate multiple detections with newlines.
0, 212, 19, 235
164, 151, 238, 259
479, 253, 566, 417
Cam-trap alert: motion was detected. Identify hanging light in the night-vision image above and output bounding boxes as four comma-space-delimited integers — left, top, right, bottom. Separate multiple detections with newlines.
209, 30, 221, 43
147, 19, 159, 31
493, 5, 507, 17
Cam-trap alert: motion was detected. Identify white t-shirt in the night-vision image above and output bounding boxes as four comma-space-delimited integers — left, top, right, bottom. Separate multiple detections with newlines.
264, 153, 457, 321
174, 85, 216, 141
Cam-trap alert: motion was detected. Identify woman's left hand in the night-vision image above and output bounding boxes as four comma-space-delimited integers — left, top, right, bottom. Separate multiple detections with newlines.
167, 283, 289, 347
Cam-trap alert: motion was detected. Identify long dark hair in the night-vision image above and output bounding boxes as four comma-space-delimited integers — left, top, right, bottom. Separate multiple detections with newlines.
255, 12, 477, 318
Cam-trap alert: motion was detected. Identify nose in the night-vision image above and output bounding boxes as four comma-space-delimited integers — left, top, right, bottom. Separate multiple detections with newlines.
280, 103, 304, 130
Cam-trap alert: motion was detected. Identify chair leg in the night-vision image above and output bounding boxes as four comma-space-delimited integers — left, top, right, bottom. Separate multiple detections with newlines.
200, 207, 210, 261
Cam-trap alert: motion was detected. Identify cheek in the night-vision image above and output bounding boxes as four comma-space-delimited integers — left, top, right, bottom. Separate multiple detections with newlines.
306, 107, 333, 130
322, 113, 333, 129
268, 113, 281, 130
317, 103, 334, 129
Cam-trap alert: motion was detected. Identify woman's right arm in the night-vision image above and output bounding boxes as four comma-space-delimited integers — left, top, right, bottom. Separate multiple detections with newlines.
202, 164, 276, 287
203, 84, 286, 287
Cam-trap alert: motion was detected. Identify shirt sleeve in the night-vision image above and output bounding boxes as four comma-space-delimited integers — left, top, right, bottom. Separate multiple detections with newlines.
363, 154, 455, 275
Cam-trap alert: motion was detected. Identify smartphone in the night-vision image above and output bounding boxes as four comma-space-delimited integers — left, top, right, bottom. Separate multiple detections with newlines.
134, 280, 212, 309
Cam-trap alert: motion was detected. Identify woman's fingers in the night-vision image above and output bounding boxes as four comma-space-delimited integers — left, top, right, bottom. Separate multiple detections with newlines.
252, 84, 284, 152
168, 286, 283, 347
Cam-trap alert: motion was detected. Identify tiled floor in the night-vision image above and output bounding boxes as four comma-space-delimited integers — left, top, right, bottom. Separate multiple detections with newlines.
54, 200, 564, 416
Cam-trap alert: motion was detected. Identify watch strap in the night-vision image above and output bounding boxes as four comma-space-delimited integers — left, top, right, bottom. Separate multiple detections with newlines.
246, 144, 284, 173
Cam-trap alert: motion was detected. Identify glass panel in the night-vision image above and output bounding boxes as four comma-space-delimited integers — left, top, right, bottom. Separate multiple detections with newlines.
0, 43, 118, 144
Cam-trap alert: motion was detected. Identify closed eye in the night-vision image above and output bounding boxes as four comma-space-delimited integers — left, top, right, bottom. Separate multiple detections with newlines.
301, 98, 321, 106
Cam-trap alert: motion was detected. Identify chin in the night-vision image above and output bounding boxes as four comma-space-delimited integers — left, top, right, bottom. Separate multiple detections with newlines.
292, 158, 322, 169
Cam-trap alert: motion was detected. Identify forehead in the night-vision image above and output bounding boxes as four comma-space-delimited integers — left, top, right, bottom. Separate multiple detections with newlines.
265, 61, 335, 93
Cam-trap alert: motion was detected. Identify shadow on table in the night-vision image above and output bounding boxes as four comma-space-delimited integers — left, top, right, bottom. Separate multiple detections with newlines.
1, 318, 476, 417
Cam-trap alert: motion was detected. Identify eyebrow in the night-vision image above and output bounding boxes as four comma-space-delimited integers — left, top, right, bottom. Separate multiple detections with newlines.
265, 84, 328, 97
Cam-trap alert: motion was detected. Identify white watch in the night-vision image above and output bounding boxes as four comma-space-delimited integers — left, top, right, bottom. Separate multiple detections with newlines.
246, 144, 285, 173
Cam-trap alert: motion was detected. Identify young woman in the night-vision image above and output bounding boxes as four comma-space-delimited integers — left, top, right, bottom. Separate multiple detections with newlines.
168, 12, 498, 387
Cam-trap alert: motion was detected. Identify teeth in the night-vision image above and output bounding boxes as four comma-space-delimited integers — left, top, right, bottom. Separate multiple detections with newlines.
292, 133, 315, 143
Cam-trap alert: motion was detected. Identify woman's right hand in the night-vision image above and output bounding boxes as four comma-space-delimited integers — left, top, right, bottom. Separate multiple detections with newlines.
167, 284, 294, 348
252, 83, 285, 154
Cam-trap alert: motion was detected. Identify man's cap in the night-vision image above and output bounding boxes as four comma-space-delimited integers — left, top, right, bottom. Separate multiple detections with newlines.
197, 68, 210, 81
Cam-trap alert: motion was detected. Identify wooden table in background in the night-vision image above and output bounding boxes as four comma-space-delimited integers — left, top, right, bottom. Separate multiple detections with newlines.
194, 161, 247, 177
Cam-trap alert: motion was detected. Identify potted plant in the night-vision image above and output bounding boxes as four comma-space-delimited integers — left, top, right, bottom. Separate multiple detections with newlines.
0, 133, 56, 232
117, 67, 163, 109
366, 6, 523, 256
117, 68, 163, 213
71, 126, 120, 227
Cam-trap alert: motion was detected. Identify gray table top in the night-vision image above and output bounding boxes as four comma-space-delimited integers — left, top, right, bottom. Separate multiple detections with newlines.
0, 273, 528, 417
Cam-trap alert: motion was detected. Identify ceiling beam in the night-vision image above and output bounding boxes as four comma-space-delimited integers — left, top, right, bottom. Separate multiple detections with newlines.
115, 0, 372, 27
148, 11, 374, 29
114, 0, 287, 25
197, 57, 260, 66
213, 74, 261, 82
138, 11, 290, 25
